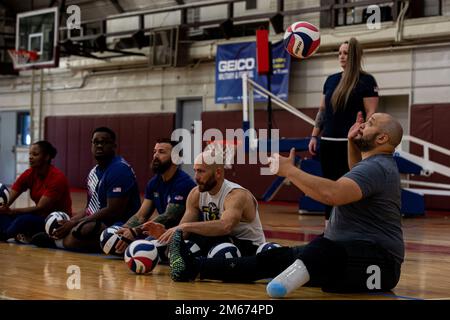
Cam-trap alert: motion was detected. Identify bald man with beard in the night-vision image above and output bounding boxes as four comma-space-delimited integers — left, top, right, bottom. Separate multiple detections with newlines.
169, 113, 405, 298
145, 147, 266, 257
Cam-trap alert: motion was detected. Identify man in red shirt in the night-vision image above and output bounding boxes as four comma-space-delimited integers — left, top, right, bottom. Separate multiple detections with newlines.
0, 141, 71, 243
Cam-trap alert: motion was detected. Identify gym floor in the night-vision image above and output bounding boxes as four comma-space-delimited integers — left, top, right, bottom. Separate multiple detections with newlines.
0, 191, 449, 300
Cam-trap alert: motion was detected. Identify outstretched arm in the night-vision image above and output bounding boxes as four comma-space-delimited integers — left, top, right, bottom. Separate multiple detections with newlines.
269, 149, 363, 206
114, 199, 155, 252
123, 199, 154, 228
5, 195, 55, 216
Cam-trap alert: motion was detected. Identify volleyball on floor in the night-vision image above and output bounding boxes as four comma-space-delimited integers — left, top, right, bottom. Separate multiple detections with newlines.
283, 21, 320, 59
207, 242, 241, 259
124, 239, 159, 274
100, 225, 122, 255
44, 211, 70, 236
0, 183, 9, 206
256, 242, 281, 254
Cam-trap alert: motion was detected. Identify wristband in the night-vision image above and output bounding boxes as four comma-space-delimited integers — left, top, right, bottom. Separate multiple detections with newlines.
129, 227, 138, 238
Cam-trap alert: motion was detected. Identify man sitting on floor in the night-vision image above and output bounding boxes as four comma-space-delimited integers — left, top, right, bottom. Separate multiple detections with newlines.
169, 113, 405, 297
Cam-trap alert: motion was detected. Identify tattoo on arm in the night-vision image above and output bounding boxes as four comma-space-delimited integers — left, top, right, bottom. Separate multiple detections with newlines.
124, 201, 155, 228
314, 109, 325, 129
142, 204, 154, 221
126, 215, 146, 228
152, 203, 186, 229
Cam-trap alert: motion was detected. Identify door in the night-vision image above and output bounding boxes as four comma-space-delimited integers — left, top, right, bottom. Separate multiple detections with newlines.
0, 112, 18, 185
176, 98, 203, 178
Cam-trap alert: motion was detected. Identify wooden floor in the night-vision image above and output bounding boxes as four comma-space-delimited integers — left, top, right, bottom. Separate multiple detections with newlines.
1, 192, 450, 300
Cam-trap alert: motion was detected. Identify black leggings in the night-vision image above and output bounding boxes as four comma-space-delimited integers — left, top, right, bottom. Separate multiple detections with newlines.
188, 234, 258, 257
319, 140, 349, 220
198, 236, 401, 293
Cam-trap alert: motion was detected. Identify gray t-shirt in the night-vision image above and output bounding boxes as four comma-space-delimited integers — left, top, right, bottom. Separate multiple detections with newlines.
324, 154, 404, 264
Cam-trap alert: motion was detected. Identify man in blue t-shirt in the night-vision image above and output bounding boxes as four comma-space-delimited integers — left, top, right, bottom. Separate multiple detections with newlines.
115, 138, 195, 253
32, 127, 141, 252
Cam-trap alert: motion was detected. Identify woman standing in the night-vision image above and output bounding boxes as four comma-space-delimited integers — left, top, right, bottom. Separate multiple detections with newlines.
308, 38, 379, 225
0, 141, 72, 242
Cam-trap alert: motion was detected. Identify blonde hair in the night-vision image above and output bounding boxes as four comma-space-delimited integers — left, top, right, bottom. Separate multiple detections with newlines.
331, 37, 364, 112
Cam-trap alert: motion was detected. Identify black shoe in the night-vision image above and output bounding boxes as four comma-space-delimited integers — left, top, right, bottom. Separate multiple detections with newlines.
157, 245, 169, 265
169, 229, 198, 282
31, 232, 56, 248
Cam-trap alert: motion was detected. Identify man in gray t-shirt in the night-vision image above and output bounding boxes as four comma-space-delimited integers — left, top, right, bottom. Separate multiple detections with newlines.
325, 153, 404, 264
169, 112, 405, 297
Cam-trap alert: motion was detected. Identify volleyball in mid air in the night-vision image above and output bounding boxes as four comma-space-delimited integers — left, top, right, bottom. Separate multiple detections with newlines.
283, 21, 321, 59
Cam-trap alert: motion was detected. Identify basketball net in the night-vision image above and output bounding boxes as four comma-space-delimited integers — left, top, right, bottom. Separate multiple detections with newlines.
205, 140, 241, 169
7, 49, 39, 69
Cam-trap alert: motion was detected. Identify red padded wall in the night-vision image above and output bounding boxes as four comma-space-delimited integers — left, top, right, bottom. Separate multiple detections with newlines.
410, 104, 450, 210
45, 113, 175, 192
44, 105, 449, 210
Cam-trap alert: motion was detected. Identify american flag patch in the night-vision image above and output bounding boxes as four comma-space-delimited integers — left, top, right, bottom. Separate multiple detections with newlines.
112, 187, 122, 192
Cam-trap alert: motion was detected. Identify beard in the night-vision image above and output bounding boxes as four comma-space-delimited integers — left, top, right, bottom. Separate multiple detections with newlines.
353, 132, 377, 152
151, 158, 172, 174
197, 175, 217, 192
94, 153, 113, 162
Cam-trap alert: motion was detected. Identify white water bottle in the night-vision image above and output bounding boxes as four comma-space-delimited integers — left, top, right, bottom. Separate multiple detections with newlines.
266, 259, 310, 298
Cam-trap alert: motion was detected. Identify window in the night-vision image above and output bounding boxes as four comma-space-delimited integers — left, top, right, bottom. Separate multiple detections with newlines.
337, 0, 393, 26
424, 0, 441, 16
17, 112, 31, 146
246, 0, 257, 10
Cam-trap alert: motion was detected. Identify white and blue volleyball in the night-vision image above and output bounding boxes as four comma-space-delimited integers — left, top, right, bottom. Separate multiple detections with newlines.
256, 242, 282, 255
45, 211, 70, 236
100, 225, 122, 255
124, 239, 159, 274
0, 183, 10, 206
207, 242, 241, 259
284, 21, 320, 59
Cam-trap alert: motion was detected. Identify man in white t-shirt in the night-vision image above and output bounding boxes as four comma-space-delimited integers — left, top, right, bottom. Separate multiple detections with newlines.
143, 147, 265, 256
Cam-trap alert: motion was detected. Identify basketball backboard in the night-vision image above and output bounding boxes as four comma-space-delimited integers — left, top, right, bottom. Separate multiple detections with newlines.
13, 7, 59, 69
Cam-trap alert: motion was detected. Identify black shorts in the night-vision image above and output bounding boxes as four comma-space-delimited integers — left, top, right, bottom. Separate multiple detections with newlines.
188, 233, 258, 257
292, 236, 402, 293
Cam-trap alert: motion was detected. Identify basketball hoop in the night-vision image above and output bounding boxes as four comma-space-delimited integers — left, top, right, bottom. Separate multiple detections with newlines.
205, 140, 242, 169
7, 49, 39, 69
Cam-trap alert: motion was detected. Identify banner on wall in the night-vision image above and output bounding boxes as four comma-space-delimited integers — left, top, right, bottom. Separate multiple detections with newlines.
215, 40, 291, 104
